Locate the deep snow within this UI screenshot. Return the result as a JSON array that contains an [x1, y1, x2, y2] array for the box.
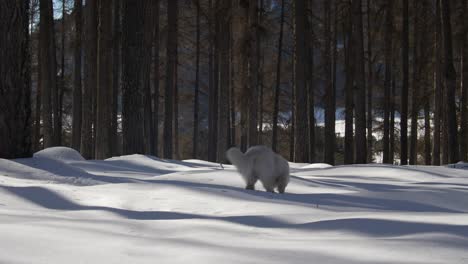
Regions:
[[0, 147, 468, 264]]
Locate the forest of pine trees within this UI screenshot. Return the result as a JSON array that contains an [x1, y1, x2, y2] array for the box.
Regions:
[[1, 0, 467, 165]]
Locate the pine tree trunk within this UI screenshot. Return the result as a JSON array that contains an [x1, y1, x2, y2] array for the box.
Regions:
[[163, 0, 178, 158], [344, 3, 354, 164], [39, 0, 57, 148], [122, 0, 145, 155], [307, 0, 315, 162], [460, 0, 468, 161], [389, 77, 395, 163], [111, 0, 121, 156], [248, 0, 259, 147], [153, 0, 160, 157], [72, 0, 83, 151], [217, 0, 231, 162], [324, 0, 335, 165], [0, 0, 32, 158], [441, 0, 459, 163], [382, 0, 392, 164], [432, 0, 442, 165], [143, 1, 155, 155], [193, 0, 200, 158], [409, 0, 420, 165], [400, 0, 409, 165], [208, 0, 218, 160], [82, 0, 97, 159], [366, 0, 373, 162], [294, 0, 309, 163], [271, 0, 285, 153], [352, 0, 367, 163]]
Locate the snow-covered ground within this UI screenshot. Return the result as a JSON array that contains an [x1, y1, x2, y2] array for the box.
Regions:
[[1, 147, 468, 264]]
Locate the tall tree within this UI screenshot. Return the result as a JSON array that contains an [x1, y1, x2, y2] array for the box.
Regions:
[[207, 0, 218, 160], [39, 0, 57, 148], [82, 0, 97, 159], [441, 0, 459, 163], [432, 0, 443, 165], [352, 0, 367, 163], [153, 0, 160, 157], [271, 0, 285, 153], [95, 0, 113, 159], [122, 0, 145, 155], [0, 0, 32, 158], [344, 2, 354, 164], [232, 0, 249, 152], [193, 0, 200, 158], [307, 0, 315, 162], [294, 0, 309, 162], [111, 0, 121, 156], [324, 0, 335, 165], [217, 0, 231, 162], [382, 0, 393, 164], [460, 0, 468, 161], [71, 0, 82, 151], [163, 0, 178, 158], [409, 0, 420, 165], [58, 0, 66, 146], [366, 0, 373, 162], [143, 1, 155, 155], [400, 0, 409, 165]]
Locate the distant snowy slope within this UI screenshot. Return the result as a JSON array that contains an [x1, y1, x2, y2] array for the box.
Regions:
[[0, 147, 467, 264]]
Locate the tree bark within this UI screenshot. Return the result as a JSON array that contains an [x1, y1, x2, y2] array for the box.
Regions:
[[460, 0, 468, 161], [324, 0, 335, 165], [153, 0, 160, 157], [294, 0, 309, 163], [344, 2, 354, 164], [111, 0, 121, 156], [382, 0, 393, 164], [143, 1, 155, 155], [432, 0, 442, 165], [271, 0, 285, 153], [39, 0, 57, 148], [72, 0, 83, 151], [82, 0, 97, 159], [400, 0, 409, 165], [366, 0, 373, 162], [122, 0, 145, 155], [352, 0, 367, 163], [441, 0, 459, 163], [163, 0, 178, 158], [193, 0, 200, 158], [0, 0, 32, 158]]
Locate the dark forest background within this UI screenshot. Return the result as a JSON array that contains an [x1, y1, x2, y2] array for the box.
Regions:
[[1, 0, 467, 166]]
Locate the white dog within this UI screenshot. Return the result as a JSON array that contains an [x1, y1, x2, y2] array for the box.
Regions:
[[226, 145, 290, 193]]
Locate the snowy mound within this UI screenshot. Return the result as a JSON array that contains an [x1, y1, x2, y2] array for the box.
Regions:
[[301, 163, 333, 169], [448, 161, 468, 169], [33, 147, 85, 162]]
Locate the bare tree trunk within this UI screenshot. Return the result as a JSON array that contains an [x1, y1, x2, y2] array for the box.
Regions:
[[95, 0, 113, 159], [39, 0, 57, 148], [441, 0, 459, 163], [382, 0, 392, 164], [143, 1, 155, 155], [0, 0, 32, 158], [366, 0, 373, 162], [389, 76, 395, 163], [432, 0, 442, 165], [400, 0, 409, 165], [352, 0, 367, 163], [271, 0, 285, 153], [344, 2, 354, 164], [122, 0, 145, 155], [409, 0, 420, 165], [111, 0, 121, 156], [324, 0, 335, 165], [294, 0, 309, 163], [72, 0, 83, 151], [460, 0, 468, 161], [58, 0, 66, 146], [207, 0, 218, 160], [153, 1, 160, 157], [307, 0, 315, 162], [217, 0, 231, 162], [247, 0, 259, 147], [82, 0, 97, 159], [193, 0, 200, 158]]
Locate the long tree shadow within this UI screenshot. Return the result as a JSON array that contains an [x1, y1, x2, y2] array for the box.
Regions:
[[2, 185, 468, 239]]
